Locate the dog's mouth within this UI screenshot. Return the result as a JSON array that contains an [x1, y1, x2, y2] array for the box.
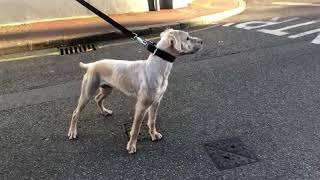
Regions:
[[190, 45, 202, 54], [194, 45, 203, 52], [182, 45, 202, 55]]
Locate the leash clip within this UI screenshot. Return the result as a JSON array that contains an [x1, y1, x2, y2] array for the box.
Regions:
[[132, 33, 147, 46]]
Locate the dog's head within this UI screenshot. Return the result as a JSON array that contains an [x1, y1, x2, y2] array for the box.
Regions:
[[159, 29, 203, 56]]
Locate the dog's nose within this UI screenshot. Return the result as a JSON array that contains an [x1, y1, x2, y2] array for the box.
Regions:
[[199, 39, 203, 44]]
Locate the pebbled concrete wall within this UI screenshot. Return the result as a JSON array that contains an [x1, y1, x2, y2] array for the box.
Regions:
[[0, 0, 196, 26], [0, 0, 149, 25]]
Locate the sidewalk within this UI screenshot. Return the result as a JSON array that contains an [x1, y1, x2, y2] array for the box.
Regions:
[[0, 0, 246, 56]]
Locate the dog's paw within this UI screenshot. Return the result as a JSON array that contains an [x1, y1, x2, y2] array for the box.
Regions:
[[101, 109, 113, 116], [67, 128, 77, 140], [150, 132, 163, 141], [126, 141, 137, 154]]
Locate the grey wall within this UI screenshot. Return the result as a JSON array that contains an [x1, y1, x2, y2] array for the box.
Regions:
[[0, 0, 149, 25], [0, 0, 195, 25]]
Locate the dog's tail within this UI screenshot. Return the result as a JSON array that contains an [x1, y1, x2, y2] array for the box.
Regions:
[[79, 62, 90, 69]]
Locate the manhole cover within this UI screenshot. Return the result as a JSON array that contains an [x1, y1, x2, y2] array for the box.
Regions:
[[123, 122, 150, 141], [204, 137, 259, 170]]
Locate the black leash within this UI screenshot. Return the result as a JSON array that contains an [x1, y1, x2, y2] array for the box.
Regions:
[[75, 0, 176, 62]]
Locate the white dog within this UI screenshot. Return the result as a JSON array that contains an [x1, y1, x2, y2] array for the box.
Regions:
[[68, 29, 203, 153]]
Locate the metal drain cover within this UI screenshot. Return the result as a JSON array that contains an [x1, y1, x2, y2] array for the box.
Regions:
[[123, 122, 150, 141], [59, 43, 96, 55], [204, 137, 259, 170]]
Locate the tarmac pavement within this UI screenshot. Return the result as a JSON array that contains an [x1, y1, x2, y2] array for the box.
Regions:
[[1, 0, 320, 179]]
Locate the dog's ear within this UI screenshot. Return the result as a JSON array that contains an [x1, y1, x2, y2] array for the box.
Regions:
[[167, 32, 182, 52], [160, 28, 174, 38]]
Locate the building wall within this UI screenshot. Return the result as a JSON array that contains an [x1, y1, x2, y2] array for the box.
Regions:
[[0, 0, 149, 25], [173, 0, 193, 8], [0, 0, 195, 26]]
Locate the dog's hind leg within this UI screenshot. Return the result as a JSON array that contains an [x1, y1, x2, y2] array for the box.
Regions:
[[95, 85, 113, 116], [68, 72, 99, 139]]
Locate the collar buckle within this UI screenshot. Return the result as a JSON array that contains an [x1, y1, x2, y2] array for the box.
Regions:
[[152, 48, 158, 55]]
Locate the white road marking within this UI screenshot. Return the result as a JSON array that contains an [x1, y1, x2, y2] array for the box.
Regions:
[[235, 17, 299, 30], [99, 24, 219, 49], [222, 23, 235, 27], [288, 28, 320, 44], [0, 51, 59, 63], [258, 21, 318, 36], [230, 16, 320, 45], [272, 2, 320, 7]]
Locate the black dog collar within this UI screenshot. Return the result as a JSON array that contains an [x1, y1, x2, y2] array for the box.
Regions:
[[147, 42, 176, 63]]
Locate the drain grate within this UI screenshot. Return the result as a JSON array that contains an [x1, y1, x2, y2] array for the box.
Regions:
[[59, 43, 96, 55], [123, 122, 150, 141], [204, 137, 259, 170]]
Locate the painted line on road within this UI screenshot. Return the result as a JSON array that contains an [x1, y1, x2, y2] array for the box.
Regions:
[[228, 17, 320, 45], [0, 24, 219, 63], [288, 28, 320, 44], [234, 17, 300, 30], [98, 24, 220, 49], [272, 2, 320, 7], [0, 49, 59, 63], [222, 23, 235, 27], [258, 20, 318, 36]]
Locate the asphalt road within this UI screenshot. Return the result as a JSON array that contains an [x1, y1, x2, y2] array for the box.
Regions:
[[1, 0, 320, 179]]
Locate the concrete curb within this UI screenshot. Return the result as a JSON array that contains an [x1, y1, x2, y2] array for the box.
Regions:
[[0, 0, 246, 56]]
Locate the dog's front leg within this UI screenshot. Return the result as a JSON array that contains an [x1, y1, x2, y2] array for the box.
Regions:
[[127, 99, 150, 154], [148, 102, 163, 141]]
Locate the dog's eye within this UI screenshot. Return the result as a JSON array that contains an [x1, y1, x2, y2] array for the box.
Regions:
[[187, 37, 190, 41]]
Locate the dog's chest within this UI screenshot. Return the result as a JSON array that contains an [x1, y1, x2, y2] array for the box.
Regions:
[[152, 78, 168, 99]]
